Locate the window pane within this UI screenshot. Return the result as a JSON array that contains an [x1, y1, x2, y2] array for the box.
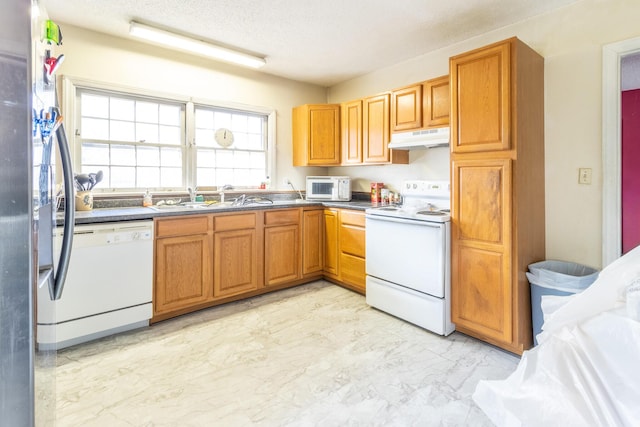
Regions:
[[81, 117, 109, 140], [137, 146, 160, 166], [111, 145, 136, 166], [136, 123, 158, 143], [161, 147, 182, 167], [195, 128, 214, 147], [197, 149, 215, 167], [159, 105, 180, 125], [214, 111, 231, 129], [110, 98, 134, 121], [249, 151, 265, 169], [81, 93, 108, 118], [232, 114, 247, 132], [247, 116, 262, 133], [81, 142, 109, 164], [216, 150, 234, 167], [247, 133, 263, 150], [195, 109, 214, 128], [159, 125, 181, 145], [111, 166, 135, 187], [216, 168, 233, 186], [235, 169, 253, 186], [196, 168, 215, 186], [160, 167, 182, 187], [232, 132, 248, 149], [234, 151, 250, 168], [136, 101, 158, 123], [110, 120, 135, 142], [137, 167, 160, 188]]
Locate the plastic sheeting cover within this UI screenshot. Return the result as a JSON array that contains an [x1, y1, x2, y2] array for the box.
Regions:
[[473, 245, 640, 426]]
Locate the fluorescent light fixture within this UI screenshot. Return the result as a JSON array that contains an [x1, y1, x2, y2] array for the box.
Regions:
[[129, 21, 266, 69]]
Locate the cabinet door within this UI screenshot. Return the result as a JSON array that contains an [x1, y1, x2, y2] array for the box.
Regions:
[[391, 84, 423, 132], [363, 93, 391, 163], [424, 75, 450, 128], [154, 233, 212, 315], [450, 42, 511, 153], [302, 209, 324, 276], [451, 158, 512, 343], [214, 228, 259, 298], [323, 209, 339, 277], [264, 224, 300, 286], [292, 104, 340, 166], [339, 210, 366, 293], [341, 100, 362, 164]]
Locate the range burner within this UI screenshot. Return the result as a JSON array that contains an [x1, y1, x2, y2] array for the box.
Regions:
[[366, 180, 451, 223]]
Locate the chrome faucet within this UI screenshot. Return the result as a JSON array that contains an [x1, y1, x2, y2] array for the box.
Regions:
[[187, 187, 198, 203], [231, 194, 246, 206], [218, 184, 234, 203]]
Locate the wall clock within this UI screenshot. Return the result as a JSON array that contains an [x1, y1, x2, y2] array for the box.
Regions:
[[215, 128, 234, 148]]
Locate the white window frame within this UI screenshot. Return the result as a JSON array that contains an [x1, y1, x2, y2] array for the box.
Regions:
[[60, 76, 276, 193]]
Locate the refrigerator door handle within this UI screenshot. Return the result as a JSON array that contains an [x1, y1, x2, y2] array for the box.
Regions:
[[52, 123, 75, 300]]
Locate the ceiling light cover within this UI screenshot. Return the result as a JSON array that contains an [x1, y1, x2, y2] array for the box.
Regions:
[[129, 21, 265, 69]]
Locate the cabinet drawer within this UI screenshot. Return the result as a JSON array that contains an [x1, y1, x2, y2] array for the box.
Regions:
[[340, 210, 365, 227], [264, 209, 299, 226], [340, 252, 366, 289], [155, 215, 209, 238], [340, 224, 365, 257], [214, 213, 257, 231]]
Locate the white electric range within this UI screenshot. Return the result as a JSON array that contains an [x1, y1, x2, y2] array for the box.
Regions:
[[365, 180, 454, 336]]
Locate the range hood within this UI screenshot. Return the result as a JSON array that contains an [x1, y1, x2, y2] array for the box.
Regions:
[[388, 127, 450, 150]]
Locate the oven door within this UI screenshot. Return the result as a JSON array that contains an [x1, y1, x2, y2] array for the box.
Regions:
[[365, 215, 448, 297]]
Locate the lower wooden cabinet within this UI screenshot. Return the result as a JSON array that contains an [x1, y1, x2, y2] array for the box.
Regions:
[[153, 206, 367, 322], [338, 210, 366, 293], [264, 209, 300, 286], [154, 216, 212, 317], [323, 209, 339, 279], [302, 209, 324, 277]]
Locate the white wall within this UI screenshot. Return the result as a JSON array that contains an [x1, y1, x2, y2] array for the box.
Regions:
[[56, 25, 328, 192], [328, 0, 640, 269]]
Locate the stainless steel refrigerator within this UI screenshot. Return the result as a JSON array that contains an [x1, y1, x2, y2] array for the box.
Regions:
[[1, 0, 74, 424]]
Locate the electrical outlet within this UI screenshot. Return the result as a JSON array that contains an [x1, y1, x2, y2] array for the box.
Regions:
[[578, 168, 592, 185], [283, 178, 291, 186]]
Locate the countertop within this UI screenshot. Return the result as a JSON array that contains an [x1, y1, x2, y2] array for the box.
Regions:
[[58, 200, 374, 225]]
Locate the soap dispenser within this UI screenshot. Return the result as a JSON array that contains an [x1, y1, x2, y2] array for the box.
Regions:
[[143, 189, 152, 207]]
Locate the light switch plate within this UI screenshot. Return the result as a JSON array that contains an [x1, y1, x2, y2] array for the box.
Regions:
[[579, 168, 592, 185]]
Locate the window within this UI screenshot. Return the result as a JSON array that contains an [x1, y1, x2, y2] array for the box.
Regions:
[[194, 106, 267, 187], [75, 86, 271, 192]]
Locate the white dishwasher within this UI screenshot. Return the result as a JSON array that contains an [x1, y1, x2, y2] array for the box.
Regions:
[[37, 221, 154, 349]]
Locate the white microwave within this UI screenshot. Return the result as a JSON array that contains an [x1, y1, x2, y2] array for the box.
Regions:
[[306, 176, 351, 201]]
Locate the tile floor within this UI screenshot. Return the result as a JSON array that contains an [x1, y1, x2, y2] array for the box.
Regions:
[[55, 281, 519, 426]]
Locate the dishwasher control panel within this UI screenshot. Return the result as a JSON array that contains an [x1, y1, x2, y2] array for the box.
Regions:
[[105, 229, 152, 244]]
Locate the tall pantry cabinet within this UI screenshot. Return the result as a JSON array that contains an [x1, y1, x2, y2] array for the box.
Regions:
[[449, 37, 545, 354]]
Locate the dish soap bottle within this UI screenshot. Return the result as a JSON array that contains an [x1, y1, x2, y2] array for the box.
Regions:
[[143, 189, 153, 207]]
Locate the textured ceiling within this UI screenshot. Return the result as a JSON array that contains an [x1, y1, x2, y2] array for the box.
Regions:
[[44, 0, 581, 87]]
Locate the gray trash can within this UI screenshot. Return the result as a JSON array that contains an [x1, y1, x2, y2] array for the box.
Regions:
[[527, 260, 599, 345]]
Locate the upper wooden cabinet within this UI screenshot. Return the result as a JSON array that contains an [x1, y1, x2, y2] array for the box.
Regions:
[[449, 37, 545, 355], [423, 75, 450, 128], [292, 104, 341, 166], [363, 93, 408, 165], [450, 42, 511, 153], [391, 84, 423, 132], [341, 99, 363, 164]]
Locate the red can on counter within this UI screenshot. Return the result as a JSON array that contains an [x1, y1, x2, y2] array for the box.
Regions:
[[371, 182, 384, 204]]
